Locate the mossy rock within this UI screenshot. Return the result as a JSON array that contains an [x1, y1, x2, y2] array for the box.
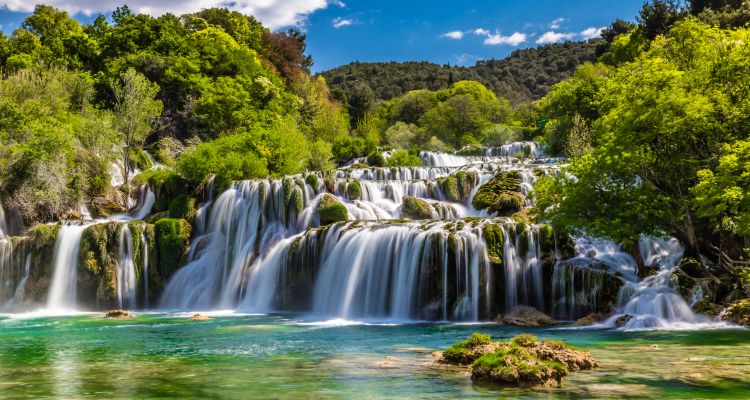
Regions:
[[401, 196, 433, 220], [290, 186, 305, 214], [155, 218, 191, 278], [471, 171, 525, 216], [722, 298, 750, 327], [437, 171, 479, 203], [282, 178, 294, 206], [439, 333, 597, 388], [317, 194, 349, 226], [168, 194, 196, 220], [347, 181, 362, 200], [26, 224, 61, 251], [482, 224, 504, 265], [305, 174, 319, 191]]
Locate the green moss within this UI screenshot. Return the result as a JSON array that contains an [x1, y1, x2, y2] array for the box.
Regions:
[[471, 171, 524, 216], [401, 196, 433, 219], [129, 147, 153, 171], [347, 181, 362, 200], [512, 333, 537, 347], [317, 194, 349, 226], [367, 152, 386, 167], [168, 194, 196, 220], [155, 218, 192, 278], [282, 178, 293, 207], [442, 332, 493, 364], [27, 224, 61, 250], [440, 176, 460, 202], [290, 186, 304, 214], [305, 174, 319, 190], [482, 224, 504, 265]]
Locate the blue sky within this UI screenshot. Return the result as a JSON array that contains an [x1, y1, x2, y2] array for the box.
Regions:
[[0, 1, 644, 72]]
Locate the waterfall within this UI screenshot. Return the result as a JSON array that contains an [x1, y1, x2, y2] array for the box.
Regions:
[[551, 259, 609, 319], [485, 142, 547, 159], [46, 224, 87, 311], [117, 225, 137, 310], [502, 224, 544, 312], [0, 201, 7, 238], [141, 227, 149, 308]]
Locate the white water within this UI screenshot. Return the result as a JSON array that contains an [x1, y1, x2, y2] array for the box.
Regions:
[[117, 225, 137, 310], [46, 224, 87, 312]]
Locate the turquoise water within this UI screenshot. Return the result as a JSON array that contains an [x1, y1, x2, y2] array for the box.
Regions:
[[1, 313, 748, 399]]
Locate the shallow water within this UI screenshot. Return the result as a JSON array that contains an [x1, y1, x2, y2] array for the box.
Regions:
[[0, 313, 748, 399]]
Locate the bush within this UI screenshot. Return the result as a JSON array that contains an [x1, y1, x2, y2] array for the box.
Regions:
[[387, 150, 422, 167], [154, 218, 192, 277], [168, 194, 196, 220]]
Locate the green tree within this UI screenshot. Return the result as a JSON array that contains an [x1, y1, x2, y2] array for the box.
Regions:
[[113, 68, 163, 182]]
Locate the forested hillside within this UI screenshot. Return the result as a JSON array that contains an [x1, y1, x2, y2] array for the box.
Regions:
[[319, 40, 601, 105]]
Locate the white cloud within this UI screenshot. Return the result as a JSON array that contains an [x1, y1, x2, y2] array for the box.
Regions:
[[441, 30, 464, 40], [333, 17, 353, 28], [0, 0, 335, 29], [549, 17, 565, 29], [536, 31, 577, 44], [580, 26, 605, 40], [484, 31, 527, 46], [472, 28, 489, 36]]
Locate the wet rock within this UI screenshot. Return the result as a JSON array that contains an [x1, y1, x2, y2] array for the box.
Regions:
[[105, 309, 133, 318], [438, 333, 597, 387], [720, 299, 750, 327], [498, 306, 556, 326], [615, 314, 632, 328], [316, 194, 349, 225], [437, 171, 479, 203], [189, 313, 210, 320], [400, 196, 433, 220], [691, 299, 722, 316], [571, 313, 604, 327]]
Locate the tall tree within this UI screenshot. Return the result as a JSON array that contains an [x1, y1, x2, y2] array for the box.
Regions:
[[113, 68, 163, 183]]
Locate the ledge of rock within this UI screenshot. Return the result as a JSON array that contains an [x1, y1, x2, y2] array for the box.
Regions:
[[104, 309, 133, 319], [497, 306, 556, 326]]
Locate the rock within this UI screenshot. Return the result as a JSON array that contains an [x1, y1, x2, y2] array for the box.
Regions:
[[60, 211, 83, 221], [498, 306, 556, 326], [367, 152, 386, 167], [721, 299, 750, 327], [168, 194, 196, 220], [155, 218, 192, 277], [346, 181, 362, 200], [692, 299, 722, 316], [571, 313, 604, 327], [105, 309, 133, 318], [316, 194, 349, 225], [305, 174, 319, 191], [437, 171, 479, 203], [471, 171, 524, 216], [189, 313, 210, 320], [438, 333, 597, 388], [400, 196, 433, 220], [614, 314, 632, 328]]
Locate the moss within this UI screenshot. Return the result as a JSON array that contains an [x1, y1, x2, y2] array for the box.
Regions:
[[129, 148, 153, 171], [723, 298, 750, 327], [367, 152, 386, 167], [317, 194, 349, 226], [350, 163, 369, 169], [401, 196, 433, 219], [290, 186, 304, 214], [440, 176, 460, 202], [155, 218, 192, 278], [442, 332, 493, 364], [27, 224, 61, 251], [471, 171, 524, 216], [305, 174, 319, 190], [482, 224, 504, 265], [168, 194, 196, 220], [282, 178, 293, 207], [347, 181, 362, 200], [512, 333, 537, 347]]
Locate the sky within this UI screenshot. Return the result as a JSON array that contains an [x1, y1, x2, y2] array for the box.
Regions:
[[0, 1, 645, 72]]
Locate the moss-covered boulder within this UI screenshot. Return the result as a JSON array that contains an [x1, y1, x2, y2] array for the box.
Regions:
[[472, 171, 525, 216], [437, 171, 479, 203], [168, 194, 196, 220], [347, 181, 362, 200], [316, 194, 349, 226], [722, 298, 750, 327], [305, 174, 319, 191], [498, 306, 557, 326], [482, 223, 504, 266], [438, 333, 597, 388], [401, 196, 433, 220], [367, 152, 386, 167], [154, 218, 191, 279], [290, 186, 305, 214]]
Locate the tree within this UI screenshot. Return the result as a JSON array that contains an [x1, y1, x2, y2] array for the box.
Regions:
[[113, 68, 163, 183], [638, 0, 686, 40]]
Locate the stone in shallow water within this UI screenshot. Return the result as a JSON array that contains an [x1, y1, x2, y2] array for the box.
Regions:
[[189, 313, 210, 320], [104, 309, 133, 318], [571, 313, 604, 327], [498, 306, 556, 326]]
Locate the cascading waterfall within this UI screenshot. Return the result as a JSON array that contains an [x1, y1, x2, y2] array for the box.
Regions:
[[117, 225, 137, 310], [501, 224, 544, 312], [46, 224, 88, 311], [141, 227, 149, 308]]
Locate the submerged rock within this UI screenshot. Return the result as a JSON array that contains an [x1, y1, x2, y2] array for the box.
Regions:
[[571, 313, 604, 327], [189, 313, 210, 320], [614, 314, 633, 328], [498, 306, 556, 326], [104, 309, 133, 318], [438, 333, 597, 387]]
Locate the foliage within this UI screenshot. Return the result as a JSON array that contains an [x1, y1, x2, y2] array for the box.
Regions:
[[386, 150, 422, 167], [154, 218, 192, 277], [321, 41, 601, 107]]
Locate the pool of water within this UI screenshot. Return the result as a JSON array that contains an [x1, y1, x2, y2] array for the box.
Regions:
[[1, 313, 748, 399]]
